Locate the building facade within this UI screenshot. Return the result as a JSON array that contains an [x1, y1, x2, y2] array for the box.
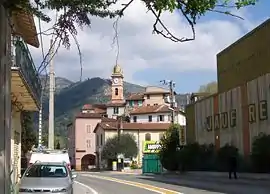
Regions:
[[68, 63, 187, 170], [217, 18, 270, 93], [0, 5, 41, 191], [186, 18, 270, 156], [94, 122, 170, 167]]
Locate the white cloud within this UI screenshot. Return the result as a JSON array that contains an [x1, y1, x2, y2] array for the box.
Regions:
[[29, 0, 258, 84]]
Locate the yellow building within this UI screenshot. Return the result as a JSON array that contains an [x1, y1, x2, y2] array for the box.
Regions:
[[186, 18, 270, 156], [94, 122, 170, 167], [217, 18, 270, 93], [10, 9, 41, 184]]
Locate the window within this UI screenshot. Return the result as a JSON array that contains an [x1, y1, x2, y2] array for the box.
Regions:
[[157, 115, 164, 122], [113, 107, 119, 114], [86, 124, 91, 133], [133, 116, 137, 123], [147, 104, 150, 106], [147, 95, 150, 99], [154, 103, 158, 106], [96, 135, 99, 146], [86, 140, 91, 148], [25, 164, 68, 178], [168, 115, 171, 121], [100, 134, 103, 146], [148, 115, 152, 122], [129, 101, 133, 107], [115, 88, 119, 96], [145, 133, 151, 141], [159, 133, 164, 140]]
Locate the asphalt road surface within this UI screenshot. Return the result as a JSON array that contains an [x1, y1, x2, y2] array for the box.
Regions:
[[74, 172, 270, 194]]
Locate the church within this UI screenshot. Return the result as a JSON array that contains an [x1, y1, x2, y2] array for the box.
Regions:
[[67, 64, 186, 170]]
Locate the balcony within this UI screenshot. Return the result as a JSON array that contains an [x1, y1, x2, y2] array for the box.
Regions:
[[11, 39, 42, 111]]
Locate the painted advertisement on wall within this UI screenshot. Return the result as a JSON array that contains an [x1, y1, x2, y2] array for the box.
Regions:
[[142, 141, 161, 153]]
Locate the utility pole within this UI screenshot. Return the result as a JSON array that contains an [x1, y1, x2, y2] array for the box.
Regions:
[[48, 39, 55, 149], [160, 80, 176, 123], [38, 96, 43, 147], [0, 4, 12, 193]]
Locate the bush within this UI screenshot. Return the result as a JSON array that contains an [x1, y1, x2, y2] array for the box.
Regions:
[[130, 161, 139, 169], [251, 133, 270, 173], [159, 124, 181, 171]]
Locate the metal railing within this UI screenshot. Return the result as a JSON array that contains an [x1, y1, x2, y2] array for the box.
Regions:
[[13, 39, 41, 107]]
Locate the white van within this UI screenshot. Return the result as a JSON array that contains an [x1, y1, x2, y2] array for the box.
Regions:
[[29, 149, 71, 170]]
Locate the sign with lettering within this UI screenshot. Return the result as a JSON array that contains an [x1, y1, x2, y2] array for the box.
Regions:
[[248, 100, 268, 123], [180, 127, 186, 145], [143, 141, 161, 153], [204, 109, 237, 131], [203, 100, 268, 131]]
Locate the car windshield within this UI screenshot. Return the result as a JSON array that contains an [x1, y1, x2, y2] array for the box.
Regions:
[[25, 164, 68, 178]]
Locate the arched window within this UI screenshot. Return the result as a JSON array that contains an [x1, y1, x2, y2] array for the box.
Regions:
[[159, 133, 164, 140], [115, 88, 119, 96], [145, 133, 151, 141]]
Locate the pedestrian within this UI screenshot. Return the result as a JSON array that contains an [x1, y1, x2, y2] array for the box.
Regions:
[[228, 155, 237, 179]]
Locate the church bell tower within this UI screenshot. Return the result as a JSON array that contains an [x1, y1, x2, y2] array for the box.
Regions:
[[111, 64, 124, 103]]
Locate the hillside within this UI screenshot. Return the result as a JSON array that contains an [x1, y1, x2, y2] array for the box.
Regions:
[[41, 77, 145, 136]]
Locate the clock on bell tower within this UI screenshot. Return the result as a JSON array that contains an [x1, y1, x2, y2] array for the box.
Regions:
[[111, 64, 124, 103]]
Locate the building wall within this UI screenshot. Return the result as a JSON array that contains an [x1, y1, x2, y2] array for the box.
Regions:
[[74, 118, 101, 170], [186, 104, 195, 143], [130, 113, 171, 123], [10, 110, 21, 184], [126, 100, 143, 108], [188, 73, 270, 156], [106, 106, 125, 118], [130, 112, 186, 126], [144, 94, 166, 106], [96, 129, 165, 167], [217, 19, 270, 93]]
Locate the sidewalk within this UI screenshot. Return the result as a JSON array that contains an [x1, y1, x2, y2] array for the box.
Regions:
[[144, 171, 270, 187], [162, 171, 270, 181]]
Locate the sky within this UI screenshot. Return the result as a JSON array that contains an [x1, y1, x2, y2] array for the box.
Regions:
[[29, 0, 270, 93]]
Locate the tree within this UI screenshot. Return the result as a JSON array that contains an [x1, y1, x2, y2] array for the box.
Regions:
[[3, 0, 257, 49], [159, 124, 180, 171], [198, 81, 218, 94], [21, 111, 37, 155], [101, 133, 138, 160]]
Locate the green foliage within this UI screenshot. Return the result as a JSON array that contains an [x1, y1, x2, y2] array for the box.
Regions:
[[159, 124, 180, 171], [251, 133, 270, 172], [3, 0, 257, 46], [101, 133, 138, 160], [198, 81, 218, 94], [130, 161, 139, 169], [21, 112, 37, 155]]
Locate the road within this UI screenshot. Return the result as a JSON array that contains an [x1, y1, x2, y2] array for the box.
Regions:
[[74, 172, 270, 194]]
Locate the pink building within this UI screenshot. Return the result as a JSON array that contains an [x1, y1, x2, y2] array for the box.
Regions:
[[67, 104, 116, 171]]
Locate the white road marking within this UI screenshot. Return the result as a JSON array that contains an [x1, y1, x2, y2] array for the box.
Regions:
[[75, 181, 99, 194]]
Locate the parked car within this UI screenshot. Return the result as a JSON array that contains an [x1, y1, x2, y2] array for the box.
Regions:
[[18, 161, 77, 194]]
